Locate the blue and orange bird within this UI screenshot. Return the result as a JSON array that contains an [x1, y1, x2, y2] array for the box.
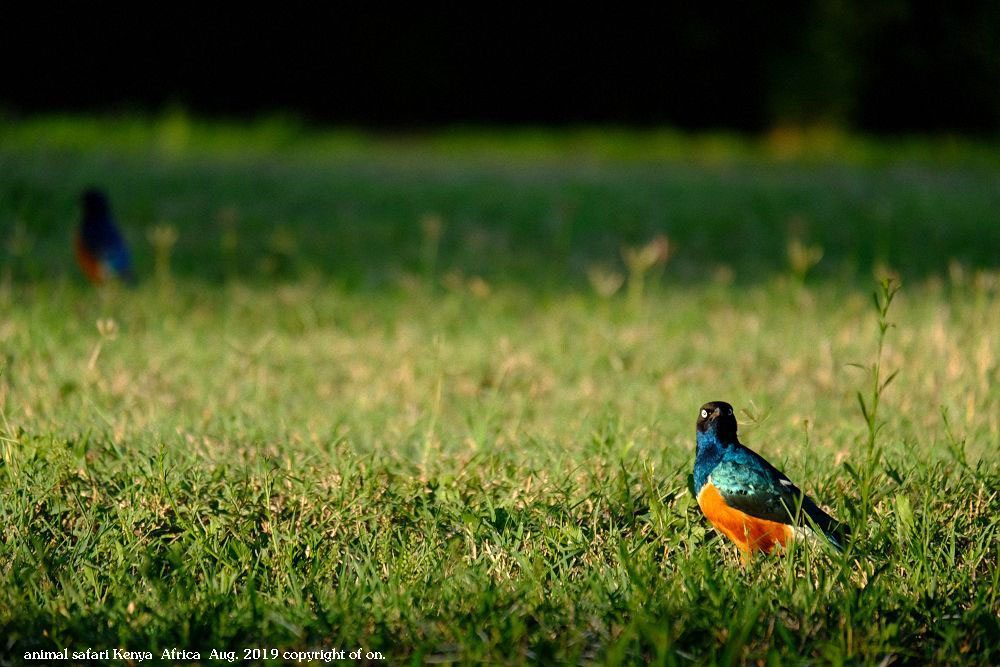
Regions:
[[693, 401, 848, 558], [76, 188, 135, 285]]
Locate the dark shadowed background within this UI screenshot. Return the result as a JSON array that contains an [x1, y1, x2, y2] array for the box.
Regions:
[[3, 3, 999, 132]]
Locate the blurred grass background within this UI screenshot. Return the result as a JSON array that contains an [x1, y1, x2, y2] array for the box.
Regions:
[[1, 116, 998, 663], [3, 114, 999, 289]]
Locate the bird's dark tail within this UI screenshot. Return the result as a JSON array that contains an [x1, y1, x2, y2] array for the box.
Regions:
[[818, 517, 850, 553], [798, 495, 850, 553]]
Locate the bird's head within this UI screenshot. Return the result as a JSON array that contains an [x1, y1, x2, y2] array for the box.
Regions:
[[81, 188, 110, 218], [696, 400, 738, 442]]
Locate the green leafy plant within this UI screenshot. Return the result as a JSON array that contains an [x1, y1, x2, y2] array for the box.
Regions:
[[846, 278, 900, 526]]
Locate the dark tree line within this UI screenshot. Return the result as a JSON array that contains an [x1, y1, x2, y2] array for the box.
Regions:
[[2, 2, 998, 132]]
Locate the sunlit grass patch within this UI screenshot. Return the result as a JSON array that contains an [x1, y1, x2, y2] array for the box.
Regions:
[[0, 119, 998, 663]]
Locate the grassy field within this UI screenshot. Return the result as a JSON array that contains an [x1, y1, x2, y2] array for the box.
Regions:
[[1, 116, 998, 664]]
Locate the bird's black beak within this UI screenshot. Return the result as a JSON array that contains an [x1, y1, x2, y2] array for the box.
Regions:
[[711, 407, 721, 419]]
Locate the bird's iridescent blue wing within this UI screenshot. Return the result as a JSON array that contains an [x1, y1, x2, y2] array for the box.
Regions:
[[103, 240, 135, 283], [709, 458, 802, 525], [712, 448, 848, 550]]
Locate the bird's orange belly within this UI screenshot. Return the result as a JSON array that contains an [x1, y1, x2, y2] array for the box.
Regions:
[[697, 480, 793, 554], [75, 236, 104, 284]]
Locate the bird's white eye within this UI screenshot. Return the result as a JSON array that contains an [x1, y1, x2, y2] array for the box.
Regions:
[[728, 408, 733, 415], [700, 409, 708, 419]]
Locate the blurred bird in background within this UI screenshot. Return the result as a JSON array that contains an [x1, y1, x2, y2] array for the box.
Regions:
[[76, 188, 135, 285]]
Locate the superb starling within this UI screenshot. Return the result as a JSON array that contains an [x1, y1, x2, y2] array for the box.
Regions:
[[693, 401, 848, 557], [76, 188, 135, 285]]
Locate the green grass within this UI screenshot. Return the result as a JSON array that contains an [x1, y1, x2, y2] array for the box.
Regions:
[[1, 116, 999, 664]]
